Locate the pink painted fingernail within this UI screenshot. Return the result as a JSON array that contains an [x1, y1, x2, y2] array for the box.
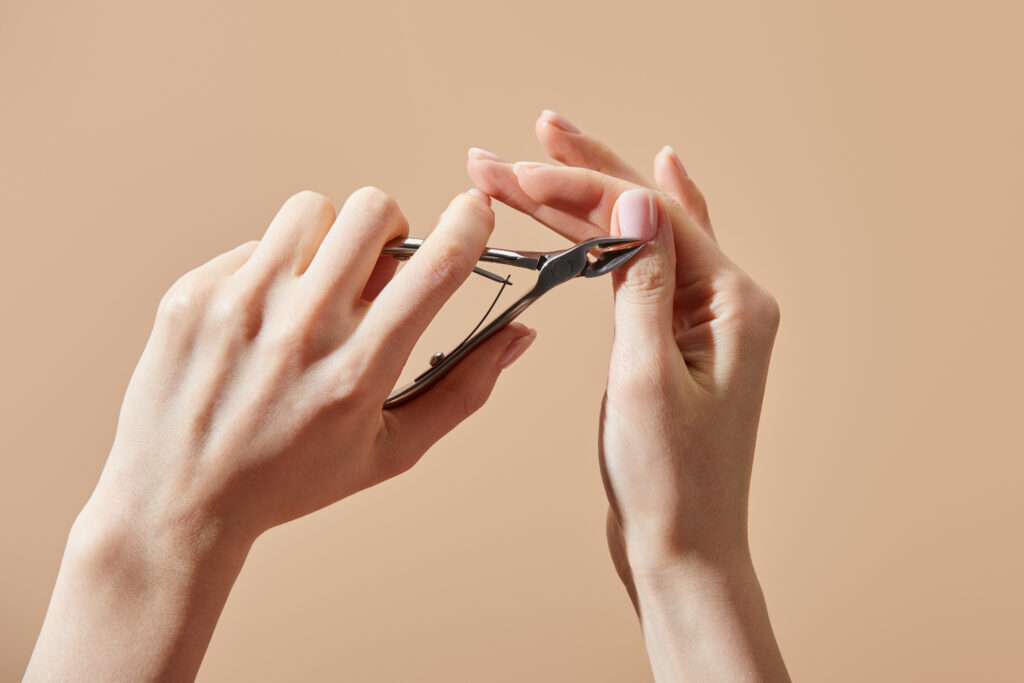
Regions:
[[542, 109, 581, 134], [616, 189, 658, 242], [497, 328, 537, 369], [466, 188, 491, 205], [468, 147, 507, 162], [662, 145, 687, 176]]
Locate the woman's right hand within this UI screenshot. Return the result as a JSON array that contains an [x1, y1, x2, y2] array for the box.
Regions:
[[468, 111, 789, 681]]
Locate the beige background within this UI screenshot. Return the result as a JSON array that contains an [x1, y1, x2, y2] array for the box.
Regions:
[[2, 0, 1022, 680]]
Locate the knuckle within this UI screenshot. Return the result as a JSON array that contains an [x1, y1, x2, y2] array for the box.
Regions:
[[426, 241, 472, 292], [267, 317, 314, 361], [333, 370, 367, 405], [207, 287, 262, 337], [760, 290, 781, 329], [232, 240, 261, 262], [264, 307, 338, 366], [453, 192, 495, 226], [346, 186, 401, 225], [288, 189, 332, 210], [619, 257, 671, 305], [157, 273, 209, 321], [285, 190, 336, 224], [330, 346, 375, 404], [730, 273, 781, 336]]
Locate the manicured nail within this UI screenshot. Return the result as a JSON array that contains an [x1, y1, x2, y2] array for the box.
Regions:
[[542, 109, 581, 134], [498, 328, 537, 369], [512, 161, 552, 177], [662, 145, 687, 176], [468, 147, 507, 162], [616, 189, 658, 242], [466, 188, 491, 205]]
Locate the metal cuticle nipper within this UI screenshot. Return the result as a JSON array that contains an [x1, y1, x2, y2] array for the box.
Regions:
[[380, 235, 646, 408]]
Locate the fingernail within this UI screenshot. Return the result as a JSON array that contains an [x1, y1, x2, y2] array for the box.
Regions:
[[542, 109, 581, 134], [468, 147, 507, 162], [497, 329, 537, 369], [616, 189, 658, 242], [511, 161, 552, 177], [466, 188, 491, 205], [662, 145, 687, 176]]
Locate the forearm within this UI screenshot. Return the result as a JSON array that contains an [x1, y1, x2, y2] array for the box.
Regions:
[[24, 497, 250, 682], [630, 552, 789, 682]]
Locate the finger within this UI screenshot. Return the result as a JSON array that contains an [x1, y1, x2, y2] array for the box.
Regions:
[[653, 146, 715, 240], [236, 190, 337, 284], [199, 240, 260, 278], [157, 240, 259, 327], [535, 109, 649, 185], [375, 322, 536, 477], [302, 186, 409, 302], [358, 190, 496, 382], [608, 190, 680, 357], [467, 149, 603, 242], [148, 241, 260, 368], [512, 163, 721, 281]]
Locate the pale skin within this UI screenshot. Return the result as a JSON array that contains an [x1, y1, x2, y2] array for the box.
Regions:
[[25, 111, 787, 682], [468, 110, 788, 681]]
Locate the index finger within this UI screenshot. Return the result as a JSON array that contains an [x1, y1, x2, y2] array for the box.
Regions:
[[509, 163, 722, 279], [356, 190, 496, 386], [534, 109, 650, 186], [466, 153, 604, 243]]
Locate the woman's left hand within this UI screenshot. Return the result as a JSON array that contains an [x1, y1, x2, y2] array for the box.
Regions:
[[25, 187, 536, 682]]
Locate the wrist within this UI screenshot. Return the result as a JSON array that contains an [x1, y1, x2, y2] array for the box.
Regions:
[[27, 496, 254, 681], [627, 550, 790, 682], [617, 513, 751, 581], [25, 438, 259, 681], [75, 441, 262, 579], [629, 547, 757, 609], [68, 483, 253, 596]]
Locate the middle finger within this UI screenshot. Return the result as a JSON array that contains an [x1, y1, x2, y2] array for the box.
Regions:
[[534, 109, 650, 186], [356, 190, 496, 386]]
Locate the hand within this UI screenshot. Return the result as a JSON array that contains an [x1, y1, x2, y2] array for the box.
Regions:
[[25, 187, 536, 681], [467, 111, 788, 681], [99, 187, 535, 541]]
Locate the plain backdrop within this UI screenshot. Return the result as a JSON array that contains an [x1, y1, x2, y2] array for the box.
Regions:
[[2, 1, 1022, 680]]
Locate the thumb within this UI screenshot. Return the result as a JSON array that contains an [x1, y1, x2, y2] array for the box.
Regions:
[[610, 189, 677, 356], [376, 322, 537, 476]]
